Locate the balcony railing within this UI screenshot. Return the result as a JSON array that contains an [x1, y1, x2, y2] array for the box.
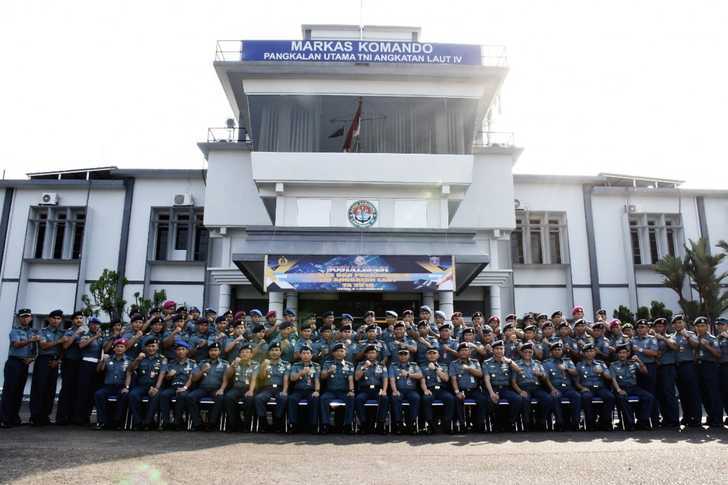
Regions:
[[206, 127, 253, 144], [473, 131, 515, 148], [214, 40, 507, 67]]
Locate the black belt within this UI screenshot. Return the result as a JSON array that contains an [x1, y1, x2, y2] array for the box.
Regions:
[[696, 360, 716, 365], [8, 356, 31, 363], [677, 361, 694, 365], [659, 363, 676, 367]]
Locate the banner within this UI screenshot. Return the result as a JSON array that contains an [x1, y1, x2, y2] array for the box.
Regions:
[[241, 40, 481, 66], [265, 255, 455, 292]]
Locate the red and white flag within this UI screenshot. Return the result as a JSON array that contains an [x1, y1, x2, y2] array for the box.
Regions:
[[342, 97, 362, 152]]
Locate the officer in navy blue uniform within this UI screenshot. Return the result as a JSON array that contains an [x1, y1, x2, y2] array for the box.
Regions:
[[512, 342, 559, 431], [354, 344, 389, 434], [188, 342, 229, 431], [575, 343, 616, 431], [94, 339, 131, 429], [1, 308, 39, 428], [717, 318, 728, 425], [154, 340, 197, 430], [125, 337, 168, 430], [671, 315, 703, 427], [389, 348, 422, 434], [419, 347, 455, 434], [542, 341, 582, 431], [693, 317, 723, 427], [451, 341, 489, 432], [287, 345, 321, 433], [652, 318, 680, 428], [609, 344, 655, 430], [319, 342, 355, 434], [253, 342, 290, 432], [483, 340, 524, 432], [29, 309, 64, 426], [75, 317, 105, 425], [631, 319, 659, 424], [56, 311, 85, 425]]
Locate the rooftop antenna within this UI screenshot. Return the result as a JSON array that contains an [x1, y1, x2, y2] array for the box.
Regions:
[[359, 0, 364, 40]]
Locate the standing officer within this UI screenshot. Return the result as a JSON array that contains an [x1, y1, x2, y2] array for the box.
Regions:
[[483, 340, 524, 432], [389, 348, 422, 434], [672, 315, 702, 427], [451, 342, 489, 432], [414, 321, 438, 366], [154, 340, 196, 430], [319, 342, 355, 434], [1, 308, 39, 428], [125, 337, 167, 430], [253, 342, 290, 432], [512, 342, 558, 431], [354, 345, 388, 434], [693, 316, 723, 428], [420, 347, 455, 434], [717, 318, 728, 425], [652, 318, 680, 428], [542, 341, 582, 431], [75, 317, 104, 425], [187, 342, 228, 431], [609, 343, 654, 430], [121, 314, 145, 359], [56, 311, 85, 425], [30, 309, 64, 426], [222, 344, 258, 432], [575, 343, 616, 431], [94, 339, 131, 429], [631, 319, 659, 424], [287, 345, 321, 433], [386, 322, 417, 360], [189, 319, 213, 362]]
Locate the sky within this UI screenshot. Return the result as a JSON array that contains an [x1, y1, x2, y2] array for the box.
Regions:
[[1, 0, 727, 188]]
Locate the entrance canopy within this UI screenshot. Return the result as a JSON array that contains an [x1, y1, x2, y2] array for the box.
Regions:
[[232, 227, 489, 294]]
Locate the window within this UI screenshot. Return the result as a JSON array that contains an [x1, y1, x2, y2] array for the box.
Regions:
[[151, 207, 208, 261], [511, 212, 568, 264], [629, 214, 683, 264], [28, 207, 86, 260]]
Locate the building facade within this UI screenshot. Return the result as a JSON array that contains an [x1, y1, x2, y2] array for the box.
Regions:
[[1, 25, 727, 384]]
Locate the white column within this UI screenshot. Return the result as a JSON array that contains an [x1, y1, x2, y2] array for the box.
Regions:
[[490, 285, 502, 318], [268, 292, 284, 324], [285, 292, 298, 316], [438, 290, 454, 319], [219, 284, 232, 314]]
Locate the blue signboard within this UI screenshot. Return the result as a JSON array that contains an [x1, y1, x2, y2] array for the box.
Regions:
[[241, 40, 481, 65], [265, 255, 455, 292]]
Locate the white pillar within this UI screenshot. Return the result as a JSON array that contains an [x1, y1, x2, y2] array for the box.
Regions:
[[423, 291, 435, 323], [438, 290, 454, 319], [219, 284, 232, 314], [268, 292, 284, 324], [490, 285, 502, 318], [285, 291, 298, 316]]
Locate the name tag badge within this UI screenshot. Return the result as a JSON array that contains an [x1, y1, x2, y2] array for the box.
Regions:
[[369, 385, 375, 389], [434, 385, 441, 390], [272, 384, 278, 389]]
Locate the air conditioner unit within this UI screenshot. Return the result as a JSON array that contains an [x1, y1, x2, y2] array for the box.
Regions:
[[173, 193, 193, 206], [40, 192, 59, 205]]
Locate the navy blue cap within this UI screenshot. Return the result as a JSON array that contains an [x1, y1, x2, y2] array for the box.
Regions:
[[48, 309, 63, 318], [671, 314, 684, 323], [549, 341, 564, 350], [491, 340, 504, 348], [615, 343, 630, 352], [456, 342, 470, 351], [252, 324, 265, 333], [88, 317, 101, 325], [142, 336, 160, 346], [204, 308, 216, 314], [519, 342, 533, 351], [331, 342, 346, 352], [323, 311, 335, 318], [189, 307, 200, 313], [299, 345, 313, 353], [582, 343, 595, 351], [284, 308, 296, 317], [694, 316, 709, 325], [365, 324, 377, 332], [208, 342, 221, 350]]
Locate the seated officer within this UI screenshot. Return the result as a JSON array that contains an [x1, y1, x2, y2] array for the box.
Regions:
[[187, 342, 228, 431], [253, 342, 290, 433], [542, 341, 581, 431], [94, 339, 130, 430], [222, 343, 258, 432], [609, 344, 655, 430], [420, 347, 455, 434], [319, 342, 355, 434], [451, 342, 489, 432], [154, 340, 196, 430], [389, 348, 422, 435], [287, 345, 321, 433], [575, 343, 616, 431], [483, 340, 524, 432], [512, 342, 558, 431], [354, 345, 389, 434], [125, 337, 167, 430]]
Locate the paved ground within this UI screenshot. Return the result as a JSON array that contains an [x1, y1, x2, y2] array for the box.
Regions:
[[1, 426, 727, 484]]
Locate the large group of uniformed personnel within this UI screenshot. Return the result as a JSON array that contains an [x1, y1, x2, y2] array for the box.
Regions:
[[2, 302, 728, 435]]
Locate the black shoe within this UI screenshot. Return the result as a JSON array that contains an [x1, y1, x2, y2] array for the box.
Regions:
[[320, 424, 330, 435], [95, 423, 105, 430], [377, 422, 388, 435], [394, 423, 403, 435], [344, 424, 355, 435], [409, 426, 418, 436]]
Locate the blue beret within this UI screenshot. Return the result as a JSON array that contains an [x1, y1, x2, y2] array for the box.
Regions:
[[249, 309, 263, 317], [174, 340, 191, 350]]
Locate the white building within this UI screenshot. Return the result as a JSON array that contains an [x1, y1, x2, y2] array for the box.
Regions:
[[1, 25, 727, 383]]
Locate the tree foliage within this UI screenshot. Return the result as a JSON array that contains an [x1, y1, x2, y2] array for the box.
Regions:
[[81, 269, 128, 321]]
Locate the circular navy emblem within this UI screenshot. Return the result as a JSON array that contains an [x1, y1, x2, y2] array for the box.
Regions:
[[348, 200, 378, 228]]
